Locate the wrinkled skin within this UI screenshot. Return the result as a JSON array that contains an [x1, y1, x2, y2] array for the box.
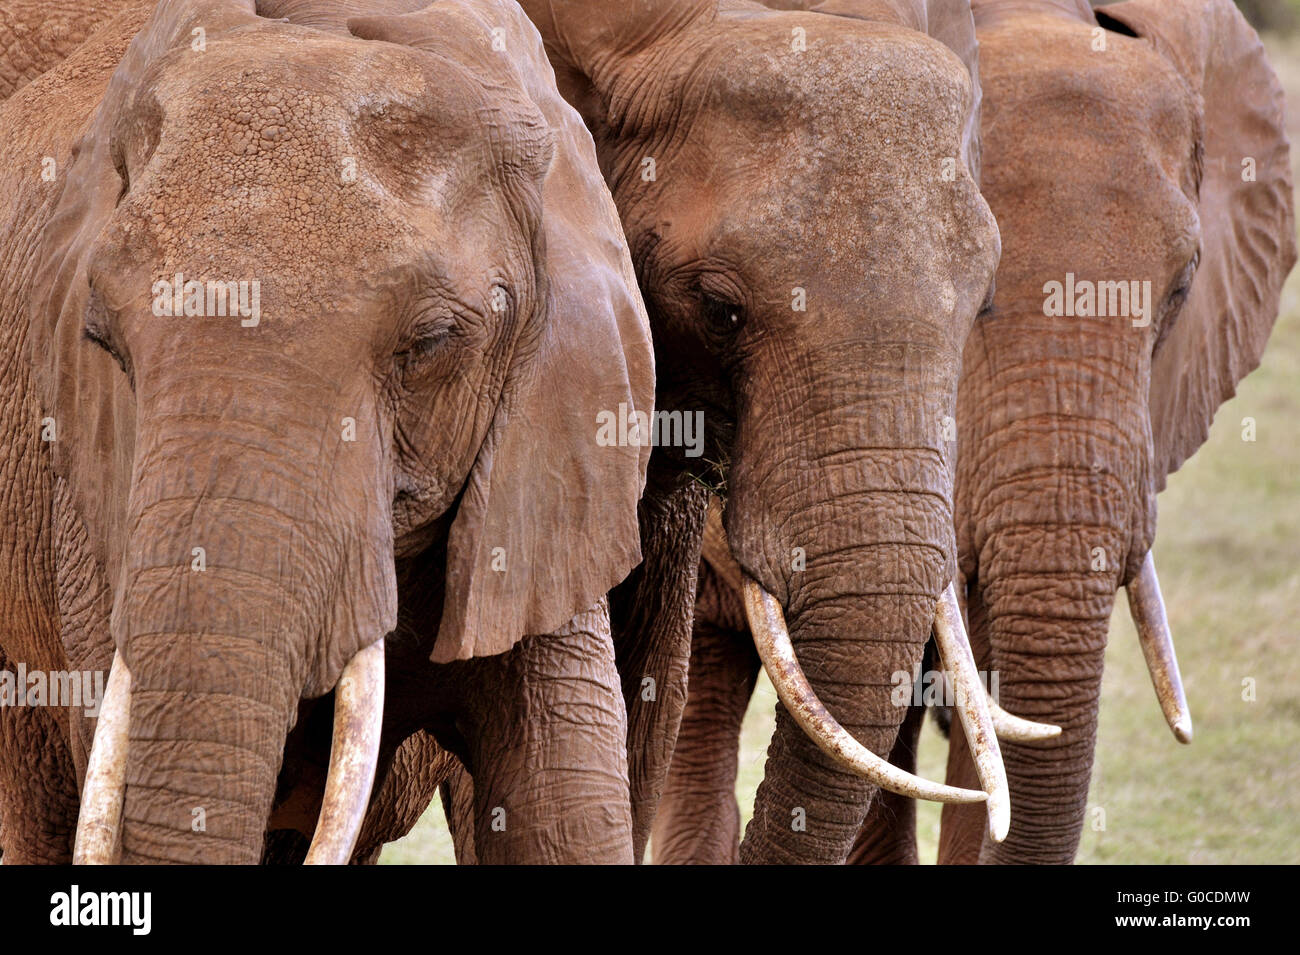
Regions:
[[847, 0, 1294, 864], [508, 0, 1000, 865], [0, 1, 144, 101], [663, 0, 1295, 867], [0, 0, 655, 864]]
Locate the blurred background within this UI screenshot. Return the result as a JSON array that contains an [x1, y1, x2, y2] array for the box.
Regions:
[[382, 4, 1300, 864], [1238, 0, 1300, 32]]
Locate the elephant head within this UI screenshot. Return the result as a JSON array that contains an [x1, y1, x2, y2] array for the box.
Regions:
[[518, 0, 1014, 862], [34, 0, 652, 863], [938, 0, 1295, 862]]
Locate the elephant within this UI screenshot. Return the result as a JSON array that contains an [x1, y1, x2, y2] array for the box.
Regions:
[[457, 0, 1046, 866], [917, 0, 1296, 865], [0, 0, 660, 864], [660, 0, 1296, 866]]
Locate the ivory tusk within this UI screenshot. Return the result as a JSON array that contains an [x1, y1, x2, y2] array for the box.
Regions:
[[304, 640, 386, 865], [984, 692, 1063, 742], [931, 584, 1011, 842], [1125, 553, 1192, 744], [741, 576, 988, 806], [73, 650, 132, 865]]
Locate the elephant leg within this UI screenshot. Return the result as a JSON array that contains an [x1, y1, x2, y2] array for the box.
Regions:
[[938, 711, 984, 863], [610, 474, 709, 862], [440, 760, 478, 864], [465, 598, 633, 864], [651, 561, 758, 864], [847, 698, 925, 864], [351, 727, 458, 862], [0, 656, 80, 864]]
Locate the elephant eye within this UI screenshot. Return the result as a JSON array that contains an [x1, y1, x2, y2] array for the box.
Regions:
[[1154, 255, 1198, 355], [83, 284, 130, 378], [1167, 282, 1191, 312], [701, 295, 745, 340], [84, 326, 115, 359], [395, 314, 455, 376], [83, 326, 131, 382]]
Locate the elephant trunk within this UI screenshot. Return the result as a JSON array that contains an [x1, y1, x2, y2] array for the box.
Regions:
[[974, 559, 1117, 864], [954, 329, 1149, 862], [732, 439, 960, 863], [78, 375, 396, 864], [117, 569, 297, 865]]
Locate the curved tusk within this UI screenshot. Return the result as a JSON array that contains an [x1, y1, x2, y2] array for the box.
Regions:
[[74, 650, 132, 865], [931, 584, 1010, 842], [740, 576, 987, 806], [304, 640, 386, 865], [936, 670, 1061, 743], [1125, 552, 1192, 744], [984, 692, 1063, 742]]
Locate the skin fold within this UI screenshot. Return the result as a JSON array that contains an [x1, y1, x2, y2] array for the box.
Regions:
[[0, 0, 658, 864], [495, 0, 1001, 865]]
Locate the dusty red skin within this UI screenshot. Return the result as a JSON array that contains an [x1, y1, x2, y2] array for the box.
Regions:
[[516, 0, 1001, 865], [0, 1, 144, 102], [0, 0, 654, 864], [663, 0, 1293, 866]]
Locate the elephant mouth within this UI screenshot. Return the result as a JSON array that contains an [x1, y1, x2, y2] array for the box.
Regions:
[[72, 642, 387, 866]]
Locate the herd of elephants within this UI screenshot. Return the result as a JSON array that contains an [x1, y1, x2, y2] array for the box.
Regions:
[[0, 0, 1291, 866]]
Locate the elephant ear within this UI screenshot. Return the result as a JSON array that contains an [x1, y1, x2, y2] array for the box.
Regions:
[[348, 1, 655, 662], [1095, 0, 1296, 488]]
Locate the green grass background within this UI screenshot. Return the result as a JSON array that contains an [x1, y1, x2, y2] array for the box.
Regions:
[[382, 36, 1300, 865]]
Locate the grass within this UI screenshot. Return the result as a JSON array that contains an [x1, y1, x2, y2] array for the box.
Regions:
[[383, 37, 1300, 864]]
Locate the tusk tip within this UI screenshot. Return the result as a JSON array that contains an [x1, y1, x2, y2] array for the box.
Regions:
[[1172, 718, 1193, 744], [986, 790, 1010, 843], [1003, 721, 1063, 742], [990, 710, 1063, 742]]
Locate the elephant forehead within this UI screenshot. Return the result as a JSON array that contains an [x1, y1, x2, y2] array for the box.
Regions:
[[980, 18, 1195, 147], [147, 32, 517, 147], [111, 124, 424, 279], [110, 49, 532, 274], [696, 20, 972, 143], [142, 28, 549, 176], [978, 20, 1200, 245]]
